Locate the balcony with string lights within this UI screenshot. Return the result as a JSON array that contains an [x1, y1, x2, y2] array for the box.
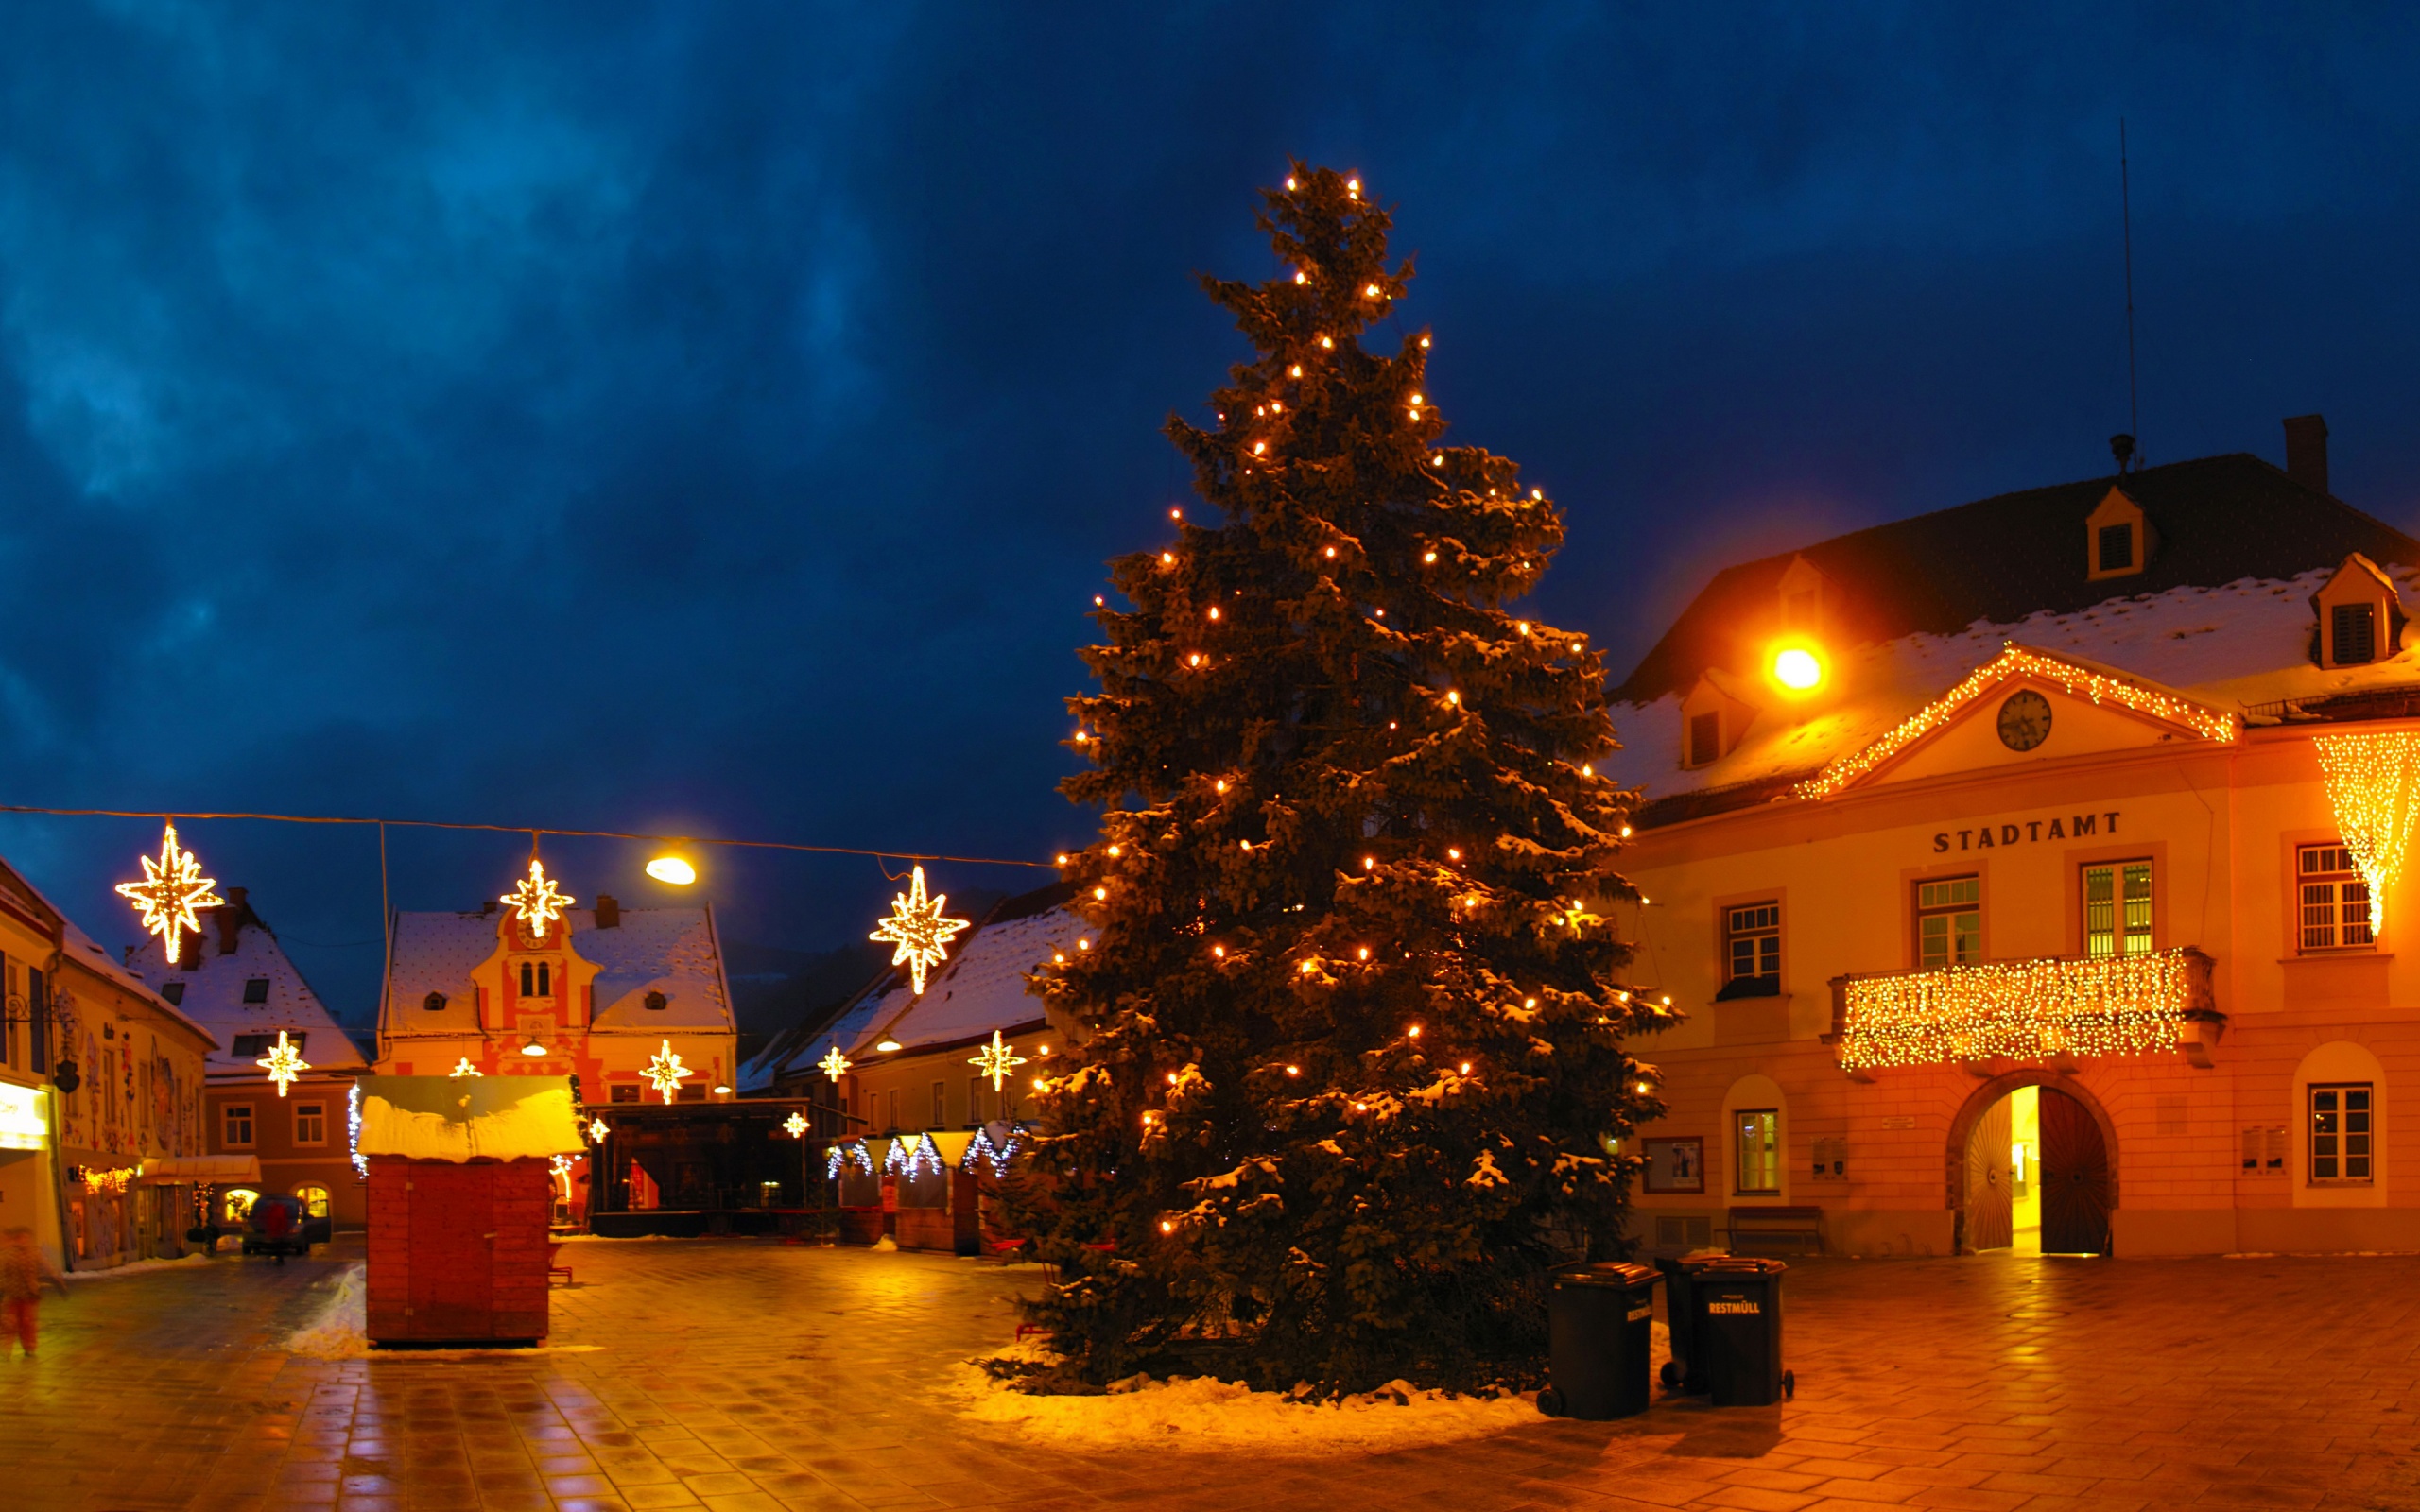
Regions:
[[1825, 948, 2221, 1074]]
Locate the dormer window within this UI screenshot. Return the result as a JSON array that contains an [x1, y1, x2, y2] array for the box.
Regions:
[[644, 990, 668, 1012], [161, 982, 185, 1005], [1776, 555, 1831, 632], [242, 977, 270, 1004], [2085, 486, 2152, 581], [1680, 669, 1761, 771], [2312, 552, 2404, 670], [424, 991, 447, 1012]]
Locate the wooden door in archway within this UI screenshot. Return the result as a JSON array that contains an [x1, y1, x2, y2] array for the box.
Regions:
[[1965, 1095, 2013, 1250], [2039, 1086, 2110, 1254]]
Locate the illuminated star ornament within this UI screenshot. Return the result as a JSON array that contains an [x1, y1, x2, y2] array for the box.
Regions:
[[587, 1116, 610, 1143], [501, 858, 575, 939], [256, 1030, 309, 1098], [115, 823, 226, 966], [869, 866, 970, 995], [818, 1046, 853, 1082], [783, 1111, 809, 1139], [968, 1029, 1028, 1091], [449, 1058, 483, 1078], [644, 1040, 692, 1103]]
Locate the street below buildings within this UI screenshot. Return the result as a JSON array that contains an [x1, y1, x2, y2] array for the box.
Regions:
[[2, 1238, 2415, 1511]]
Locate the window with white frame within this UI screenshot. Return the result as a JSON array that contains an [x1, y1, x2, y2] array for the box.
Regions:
[[2309, 1083, 2373, 1184], [968, 1075, 988, 1125], [2083, 860, 2153, 957], [292, 1102, 326, 1146], [2298, 844, 2374, 952], [1718, 902, 1782, 999], [223, 1103, 254, 1148], [1915, 876, 1981, 969]]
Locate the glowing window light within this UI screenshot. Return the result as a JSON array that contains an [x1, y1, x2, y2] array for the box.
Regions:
[[646, 855, 698, 885], [115, 823, 225, 966], [255, 1030, 309, 1098], [869, 865, 971, 995], [1836, 948, 2212, 1072], [643, 1040, 692, 1103], [1797, 644, 2238, 799], [501, 858, 576, 939], [2313, 730, 2420, 919]]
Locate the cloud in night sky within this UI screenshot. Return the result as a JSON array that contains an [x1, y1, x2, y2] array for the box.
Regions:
[[4, 2, 2420, 1019]]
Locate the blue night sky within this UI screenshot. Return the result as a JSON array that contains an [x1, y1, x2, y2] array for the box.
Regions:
[[5, 4, 2420, 1024]]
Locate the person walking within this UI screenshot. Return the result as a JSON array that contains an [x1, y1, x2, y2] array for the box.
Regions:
[[1, 1227, 64, 1359]]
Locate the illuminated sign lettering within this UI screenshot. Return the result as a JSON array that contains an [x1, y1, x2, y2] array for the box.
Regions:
[[0, 1082, 46, 1151]]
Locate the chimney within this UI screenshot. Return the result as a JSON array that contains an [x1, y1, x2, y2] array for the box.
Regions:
[[214, 887, 249, 955], [2285, 414, 2329, 495], [595, 894, 620, 929]]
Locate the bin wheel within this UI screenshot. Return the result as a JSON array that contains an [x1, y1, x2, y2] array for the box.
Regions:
[[1537, 1387, 1564, 1418], [1658, 1361, 1683, 1390], [1782, 1368, 1795, 1401]]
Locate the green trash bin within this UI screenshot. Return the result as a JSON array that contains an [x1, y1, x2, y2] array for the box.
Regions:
[[1539, 1262, 1662, 1419], [1691, 1256, 1791, 1406]]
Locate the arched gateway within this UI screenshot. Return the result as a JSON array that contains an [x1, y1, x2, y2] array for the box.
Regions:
[[1945, 1072, 2118, 1256]]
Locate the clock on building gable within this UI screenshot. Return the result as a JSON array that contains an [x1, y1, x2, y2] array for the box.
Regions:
[[1996, 690, 2053, 752]]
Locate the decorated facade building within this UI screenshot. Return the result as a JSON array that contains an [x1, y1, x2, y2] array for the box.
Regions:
[[130, 887, 371, 1229], [376, 886, 739, 1108], [1610, 422, 2420, 1258]]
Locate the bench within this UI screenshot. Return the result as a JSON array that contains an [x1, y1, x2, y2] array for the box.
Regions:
[[1727, 1205, 1824, 1257]]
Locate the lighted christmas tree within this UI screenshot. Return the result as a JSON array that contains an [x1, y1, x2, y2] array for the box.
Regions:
[[1013, 163, 1667, 1393]]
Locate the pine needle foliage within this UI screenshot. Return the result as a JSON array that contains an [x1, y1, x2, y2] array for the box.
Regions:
[[1010, 163, 1669, 1393]]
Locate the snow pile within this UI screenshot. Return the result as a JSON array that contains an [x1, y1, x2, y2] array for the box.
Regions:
[[282, 1265, 369, 1358], [355, 1085, 585, 1161], [943, 1347, 1543, 1455]]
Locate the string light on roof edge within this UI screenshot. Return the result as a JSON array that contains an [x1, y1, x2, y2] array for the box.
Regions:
[[115, 822, 225, 966], [255, 1029, 309, 1098], [2313, 730, 2420, 919], [868, 865, 971, 995], [502, 857, 575, 938], [1797, 644, 2239, 799], [643, 1039, 692, 1103], [969, 1029, 1029, 1091], [1837, 948, 2206, 1071]]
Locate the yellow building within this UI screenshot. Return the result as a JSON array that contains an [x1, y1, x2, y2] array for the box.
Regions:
[[1610, 430, 2420, 1257]]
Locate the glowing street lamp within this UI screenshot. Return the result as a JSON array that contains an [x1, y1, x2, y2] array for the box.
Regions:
[[646, 855, 698, 885], [1770, 641, 1827, 696]]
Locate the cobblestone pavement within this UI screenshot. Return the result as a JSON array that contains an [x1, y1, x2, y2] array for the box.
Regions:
[[4, 1237, 2418, 1512]]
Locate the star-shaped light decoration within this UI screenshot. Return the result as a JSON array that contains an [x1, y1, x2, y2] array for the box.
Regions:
[[969, 1029, 1028, 1091], [587, 1116, 610, 1143], [643, 1040, 692, 1104], [256, 1030, 309, 1098], [501, 858, 575, 940], [115, 823, 226, 966], [818, 1045, 853, 1082], [783, 1111, 809, 1139], [868, 866, 970, 995], [449, 1058, 483, 1078]]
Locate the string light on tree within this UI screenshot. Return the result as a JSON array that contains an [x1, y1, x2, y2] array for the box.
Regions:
[[501, 858, 576, 939], [819, 1046, 853, 1082], [968, 1029, 1028, 1091], [256, 1029, 309, 1098], [643, 1040, 692, 1103], [868, 865, 971, 994], [115, 823, 225, 966], [2313, 730, 2420, 919]]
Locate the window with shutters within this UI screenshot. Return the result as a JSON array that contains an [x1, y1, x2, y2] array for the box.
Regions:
[[2096, 523, 2133, 572], [2298, 844, 2375, 952], [1685, 711, 1720, 769], [2082, 861, 2153, 957], [2332, 603, 2377, 665], [2309, 1084, 2373, 1184]]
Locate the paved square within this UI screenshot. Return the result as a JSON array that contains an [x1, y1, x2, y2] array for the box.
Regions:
[[3, 1239, 2415, 1511]]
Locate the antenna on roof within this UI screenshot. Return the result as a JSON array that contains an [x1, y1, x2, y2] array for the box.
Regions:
[[2115, 117, 2141, 472]]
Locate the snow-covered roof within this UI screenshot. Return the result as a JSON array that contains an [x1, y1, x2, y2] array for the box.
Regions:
[[845, 900, 1077, 1057], [384, 906, 733, 1032], [354, 1075, 584, 1162], [1609, 566, 2420, 813], [55, 921, 215, 1048], [126, 897, 365, 1076]]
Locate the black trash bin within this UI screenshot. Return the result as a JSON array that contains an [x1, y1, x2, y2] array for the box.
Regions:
[[1539, 1261, 1662, 1420], [1655, 1255, 1712, 1392], [1691, 1256, 1790, 1406]]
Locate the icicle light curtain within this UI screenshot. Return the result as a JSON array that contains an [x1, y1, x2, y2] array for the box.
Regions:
[[1835, 949, 2205, 1071], [2312, 730, 2420, 923]]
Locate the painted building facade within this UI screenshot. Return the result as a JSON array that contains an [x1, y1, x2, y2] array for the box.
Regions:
[[130, 888, 372, 1229], [1608, 431, 2420, 1257]]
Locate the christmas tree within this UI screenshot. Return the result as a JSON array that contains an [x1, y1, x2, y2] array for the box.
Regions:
[[1013, 163, 1667, 1393]]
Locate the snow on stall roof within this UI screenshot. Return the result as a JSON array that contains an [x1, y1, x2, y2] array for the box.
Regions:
[[1606, 568, 2420, 802], [385, 907, 733, 1034], [846, 904, 1078, 1057], [354, 1076, 584, 1161], [127, 914, 364, 1074]]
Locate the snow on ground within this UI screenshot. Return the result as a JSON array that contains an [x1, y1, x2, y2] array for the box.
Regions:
[[942, 1325, 1672, 1455], [282, 1265, 370, 1358], [60, 1253, 216, 1282]]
